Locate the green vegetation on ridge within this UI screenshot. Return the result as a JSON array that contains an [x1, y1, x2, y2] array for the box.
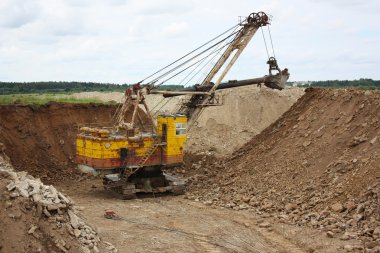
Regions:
[[0, 81, 185, 95], [290, 78, 380, 89], [0, 94, 104, 105]]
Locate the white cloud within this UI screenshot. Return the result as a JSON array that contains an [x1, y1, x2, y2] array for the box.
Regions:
[[0, 0, 379, 83], [0, 0, 40, 28], [162, 22, 189, 37], [128, 0, 192, 15]]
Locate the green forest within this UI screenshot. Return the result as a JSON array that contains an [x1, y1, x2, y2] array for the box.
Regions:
[[0, 79, 379, 95], [0, 81, 185, 95], [291, 78, 380, 89]]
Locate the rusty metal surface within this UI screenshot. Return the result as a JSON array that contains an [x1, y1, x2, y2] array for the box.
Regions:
[[76, 152, 184, 169], [157, 70, 289, 98]]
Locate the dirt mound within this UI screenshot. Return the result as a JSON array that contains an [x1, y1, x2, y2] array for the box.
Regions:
[[0, 103, 117, 183], [0, 156, 116, 253], [184, 88, 380, 245], [184, 86, 304, 156]]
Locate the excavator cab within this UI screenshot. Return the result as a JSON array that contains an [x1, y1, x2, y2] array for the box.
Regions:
[[157, 114, 187, 166]]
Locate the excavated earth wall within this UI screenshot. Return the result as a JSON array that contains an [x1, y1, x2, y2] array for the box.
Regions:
[[0, 87, 303, 183], [0, 103, 116, 183], [183, 88, 380, 249]]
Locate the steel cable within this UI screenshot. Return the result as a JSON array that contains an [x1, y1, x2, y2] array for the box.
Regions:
[[139, 24, 240, 84], [147, 30, 240, 86]]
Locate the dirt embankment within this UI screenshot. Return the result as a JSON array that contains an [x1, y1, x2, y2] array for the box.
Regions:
[[184, 88, 380, 245], [185, 86, 304, 156], [0, 103, 116, 183]]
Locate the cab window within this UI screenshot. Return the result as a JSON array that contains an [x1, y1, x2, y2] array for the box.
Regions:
[[175, 123, 186, 135]]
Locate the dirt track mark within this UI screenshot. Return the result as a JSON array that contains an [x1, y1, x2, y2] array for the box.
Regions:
[[58, 178, 313, 252]]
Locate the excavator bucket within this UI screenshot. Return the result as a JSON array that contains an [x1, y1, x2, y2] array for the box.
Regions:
[[264, 68, 290, 90]]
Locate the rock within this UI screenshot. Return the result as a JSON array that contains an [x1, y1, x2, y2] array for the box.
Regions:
[[373, 226, 380, 238], [203, 200, 212, 206], [93, 245, 100, 253], [6, 182, 16, 191], [18, 188, 30, 198], [340, 234, 350, 241], [356, 203, 365, 214], [345, 201, 356, 212], [58, 192, 70, 204], [47, 204, 60, 211], [105, 242, 116, 252], [354, 214, 363, 222], [81, 246, 91, 253], [370, 136, 378, 145], [303, 141, 311, 147], [32, 194, 42, 202], [258, 222, 271, 228], [68, 210, 80, 229], [43, 208, 51, 217], [27, 180, 41, 195], [285, 203, 297, 212], [74, 229, 81, 238], [9, 192, 19, 198], [56, 243, 68, 253], [366, 241, 380, 250], [331, 202, 344, 213], [242, 196, 251, 203], [326, 231, 334, 238], [344, 245, 354, 252], [28, 225, 38, 234], [238, 203, 249, 210], [5, 201, 12, 208]]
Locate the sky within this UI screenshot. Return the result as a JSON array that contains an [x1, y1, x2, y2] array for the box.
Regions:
[[0, 0, 379, 84]]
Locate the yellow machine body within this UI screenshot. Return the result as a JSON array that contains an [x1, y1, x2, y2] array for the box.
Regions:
[[76, 114, 187, 173]]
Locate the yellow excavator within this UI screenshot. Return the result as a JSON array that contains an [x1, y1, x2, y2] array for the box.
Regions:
[[75, 11, 289, 199]]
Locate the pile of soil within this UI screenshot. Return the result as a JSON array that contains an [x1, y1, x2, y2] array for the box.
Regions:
[[184, 86, 304, 156], [0, 103, 116, 183], [0, 156, 116, 253], [183, 88, 380, 246]]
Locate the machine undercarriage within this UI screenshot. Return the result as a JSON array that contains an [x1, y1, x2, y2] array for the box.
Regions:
[[103, 167, 185, 199]]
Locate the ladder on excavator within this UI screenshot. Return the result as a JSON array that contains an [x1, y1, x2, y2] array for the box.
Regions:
[[123, 141, 161, 179]]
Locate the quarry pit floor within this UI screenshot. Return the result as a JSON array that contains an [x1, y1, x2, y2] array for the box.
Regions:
[[57, 178, 357, 253]]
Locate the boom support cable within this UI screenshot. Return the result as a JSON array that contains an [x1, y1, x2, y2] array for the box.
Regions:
[[139, 24, 240, 84], [267, 26, 276, 58], [158, 40, 234, 85], [178, 25, 240, 87], [260, 27, 270, 59], [147, 30, 240, 86]]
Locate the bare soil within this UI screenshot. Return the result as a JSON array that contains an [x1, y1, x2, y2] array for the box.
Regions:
[[184, 86, 304, 156], [182, 88, 380, 249], [1, 87, 379, 252], [0, 103, 116, 183], [57, 177, 358, 253], [0, 173, 83, 253]]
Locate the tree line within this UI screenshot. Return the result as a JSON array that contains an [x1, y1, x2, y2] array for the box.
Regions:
[[0, 79, 379, 95], [0, 81, 185, 95], [291, 78, 380, 89]]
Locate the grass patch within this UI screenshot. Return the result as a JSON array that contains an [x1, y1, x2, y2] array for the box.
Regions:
[[0, 94, 105, 105]]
